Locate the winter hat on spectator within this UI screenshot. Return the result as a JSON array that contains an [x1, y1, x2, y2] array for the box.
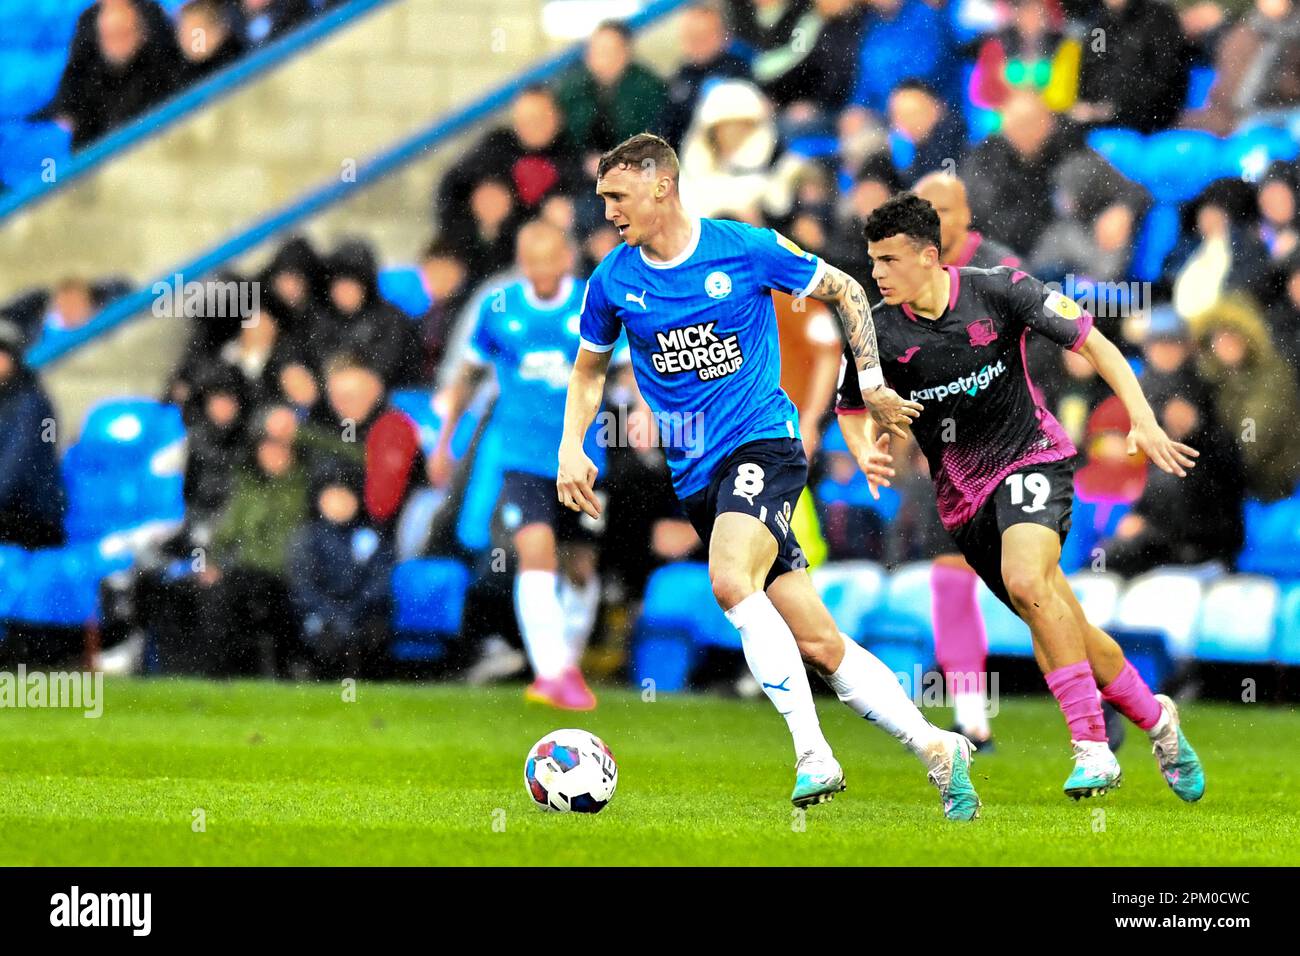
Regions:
[[325, 239, 381, 300]]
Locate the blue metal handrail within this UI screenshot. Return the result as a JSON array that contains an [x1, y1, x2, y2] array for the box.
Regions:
[[0, 0, 399, 223], [29, 0, 689, 369]]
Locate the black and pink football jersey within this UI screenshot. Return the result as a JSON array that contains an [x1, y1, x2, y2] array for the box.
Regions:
[[836, 265, 1094, 530]]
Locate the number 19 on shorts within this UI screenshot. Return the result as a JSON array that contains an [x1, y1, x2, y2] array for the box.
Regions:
[[1005, 472, 1050, 513]]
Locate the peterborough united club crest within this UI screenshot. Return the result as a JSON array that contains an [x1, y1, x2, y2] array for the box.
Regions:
[[966, 317, 998, 347]]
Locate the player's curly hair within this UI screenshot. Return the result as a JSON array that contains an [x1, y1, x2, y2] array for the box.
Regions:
[[862, 192, 942, 253], [597, 133, 680, 185]]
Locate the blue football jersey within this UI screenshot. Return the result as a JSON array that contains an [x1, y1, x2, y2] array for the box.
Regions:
[[579, 217, 825, 497], [468, 275, 619, 478]]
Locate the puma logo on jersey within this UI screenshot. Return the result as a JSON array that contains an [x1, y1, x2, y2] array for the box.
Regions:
[[898, 346, 921, 363], [625, 290, 647, 310]]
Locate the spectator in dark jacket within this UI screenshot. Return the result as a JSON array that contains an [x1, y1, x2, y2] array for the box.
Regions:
[[157, 416, 309, 676], [1102, 372, 1246, 574], [181, 362, 250, 531], [725, 0, 812, 52], [437, 87, 586, 235], [553, 20, 669, 161], [1072, 0, 1191, 133], [287, 456, 394, 677], [1167, 179, 1273, 319], [0, 319, 66, 548], [259, 235, 328, 339], [295, 352, 427, 536], [417, 235, 471, 383], [755, 0, 868, 114], [966, 91, 1149, 275], [1256, 161, 1300, 262], [665, 3, 752, 145], [36, 0, 183, 150], [177, 0, 247, 86], [888, 81, 966, 186], [1181, 0, 1300, 135], [313, 239, 421, 387], [1193, 293, 1300, 501], [1267, 251, 1300, 380]]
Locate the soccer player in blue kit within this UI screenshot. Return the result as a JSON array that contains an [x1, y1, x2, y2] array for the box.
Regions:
[[558, 134, 982, 819], [836, 194, 1205, 801], [435, 219, 625, 711]]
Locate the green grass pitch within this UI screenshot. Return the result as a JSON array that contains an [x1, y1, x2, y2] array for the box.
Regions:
[[1, 678, 1297, 866]]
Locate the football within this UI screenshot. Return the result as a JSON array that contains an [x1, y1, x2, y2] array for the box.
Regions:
[[524, 729, 618, 813]]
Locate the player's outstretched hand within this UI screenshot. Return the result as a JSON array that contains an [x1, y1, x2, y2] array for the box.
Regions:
[[856, 431, 895, 501], [557, 444, 601, 518], [1127, 417, 1199, 478], [863, 385, 923, 440]]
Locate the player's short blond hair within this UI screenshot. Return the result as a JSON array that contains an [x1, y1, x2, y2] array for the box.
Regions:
[[596, 133, 679, 186]]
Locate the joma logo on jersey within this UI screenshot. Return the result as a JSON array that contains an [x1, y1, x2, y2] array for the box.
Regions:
[[651, 321, 744, 380], [910, 361, 1007, 402]]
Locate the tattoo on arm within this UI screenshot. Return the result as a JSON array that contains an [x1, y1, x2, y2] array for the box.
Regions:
[[808, 264, 881, 380]]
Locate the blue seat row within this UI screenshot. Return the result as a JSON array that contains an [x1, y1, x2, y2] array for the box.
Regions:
[[631, 560, 1300, 693]]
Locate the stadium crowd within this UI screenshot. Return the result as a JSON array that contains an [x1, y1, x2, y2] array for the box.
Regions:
[[23, 0, 349, 154], [4, 0, 1300, 681]]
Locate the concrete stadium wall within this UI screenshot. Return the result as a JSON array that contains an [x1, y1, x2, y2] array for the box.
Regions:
[[15, 0, 686, 438]]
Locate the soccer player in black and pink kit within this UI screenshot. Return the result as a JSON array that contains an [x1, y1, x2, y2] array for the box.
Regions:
[[836, 193, 1205, 801]]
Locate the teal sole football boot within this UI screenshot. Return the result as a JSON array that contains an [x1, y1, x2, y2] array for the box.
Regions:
[[927, 731, 981, 821], [791, 751, 846, 808], [1150, 695, 1205, 803], [1063, 740, 1122, 799]]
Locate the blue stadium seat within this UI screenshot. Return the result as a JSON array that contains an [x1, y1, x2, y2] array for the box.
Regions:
[[1060, 496, 1131, 573], [1108, 570, 1203, 689], [10, 542, 135, 627], [633, 562, 735, 692], [1238, 496, 1300, 577], [1067, 571, 1123, 631], [811, 560, 886, 641], [1086, 128, 1147, 184], [1222, 125, 1299, 180], [0, 545, 31, 620], [1274, 583, 1300, 665], [978, 580, 1032, 656], [390, 558, 470, 660], [1195, 575, 1279, 662], [1185, 66, 1215, 110], [63, 398, 186, 541], [378, 266, 431, 319], [1129, 202, 1182, 283], [862, 562, 935, 675], [0, 121, 72, 190], [1140, 129, 1222, 202]]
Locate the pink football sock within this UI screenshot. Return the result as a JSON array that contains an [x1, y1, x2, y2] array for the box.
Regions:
[[1100, 660, 1163, 731], [1044, 660, 1107, 742], [931, 563, 988, 696]]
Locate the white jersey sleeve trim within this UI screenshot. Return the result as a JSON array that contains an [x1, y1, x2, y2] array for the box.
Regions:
[[580, 337, 617, 353], [794, 256, 828, 300]]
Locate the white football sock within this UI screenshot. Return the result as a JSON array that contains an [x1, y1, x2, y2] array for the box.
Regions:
[[825, 634, 943, 756], [953, 691, 990, 737], [559, 575, 600, 666], [724, 592, 831, 759], [514, 570, 569, 679]]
